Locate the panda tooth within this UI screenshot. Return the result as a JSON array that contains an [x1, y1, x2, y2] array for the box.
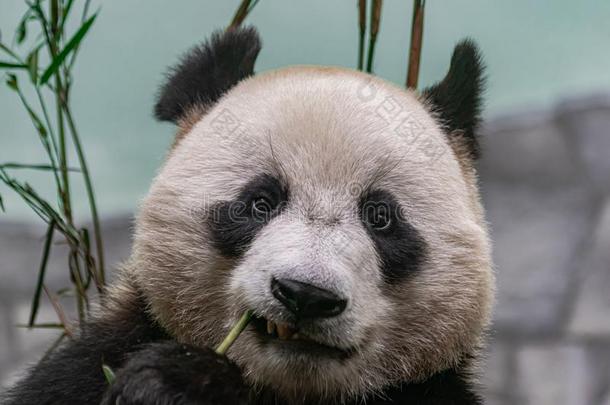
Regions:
[[276, 323, 293, 340], [267, 320, 276, 335]]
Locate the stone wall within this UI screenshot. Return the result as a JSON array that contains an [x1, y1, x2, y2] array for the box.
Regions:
[[478, 94, 610, 405], [1, 93, 609, 404]]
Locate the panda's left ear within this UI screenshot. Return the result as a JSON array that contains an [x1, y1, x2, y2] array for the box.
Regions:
[[154, 26, 262, 124], [422, 39, 485, 160]]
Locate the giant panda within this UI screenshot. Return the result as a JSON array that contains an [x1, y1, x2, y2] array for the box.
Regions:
[[4, 26, 494, 405]]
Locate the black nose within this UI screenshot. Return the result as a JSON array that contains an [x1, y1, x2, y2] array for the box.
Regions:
[[271, 278, 347, 319]]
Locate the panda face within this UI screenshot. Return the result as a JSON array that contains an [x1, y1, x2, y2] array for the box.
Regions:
[[131, 65, 494, 401]]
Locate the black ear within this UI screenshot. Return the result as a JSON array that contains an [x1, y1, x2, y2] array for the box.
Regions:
[[154, 26, 262, 123], [423, 39, 485, 159]]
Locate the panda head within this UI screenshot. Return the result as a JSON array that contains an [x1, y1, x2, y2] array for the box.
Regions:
[[130, 26, 494, 402]]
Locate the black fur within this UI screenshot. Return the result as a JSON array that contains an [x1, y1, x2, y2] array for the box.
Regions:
[[154, 26, 262, 123], [423, 39, 485, 159], [359, 189, 427, 281], [208, 174, 288, 258], [254, 367, 482, 404], [102, 342, 247, 405], [358, 368, 483, 405]]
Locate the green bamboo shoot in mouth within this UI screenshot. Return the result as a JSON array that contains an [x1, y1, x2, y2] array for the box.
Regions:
[[215, 310, 253, 355]]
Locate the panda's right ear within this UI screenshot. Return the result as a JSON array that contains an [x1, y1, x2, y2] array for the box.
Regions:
[[154, 26, 262, 124]]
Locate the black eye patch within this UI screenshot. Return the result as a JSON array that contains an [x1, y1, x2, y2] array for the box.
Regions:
[[208, 174, 288, 258], [359, 189, 427, 282]]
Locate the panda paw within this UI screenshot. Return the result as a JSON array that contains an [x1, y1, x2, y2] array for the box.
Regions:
[[101, 341, 248, 405]]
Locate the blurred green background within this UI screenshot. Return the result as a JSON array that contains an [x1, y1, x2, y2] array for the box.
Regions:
[[2, 0, 610, 219]]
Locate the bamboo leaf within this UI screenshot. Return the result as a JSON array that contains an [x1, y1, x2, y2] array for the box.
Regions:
[[102, 364, 116, 384], [0, 171, 72, 239], [43, 285, 73, 337], [25, 103, 48, 138], [28, 220, 56, 327], [6, 73, 18, 90], [59, 0, 76, 31], [0, 61, 27, 69], [0, 42, 22, 62], [15, 7, 36, 45], [0, 162, 80, 172], [27, 48, 39, 82], [39, 13, 97, 85], [56, 287, 73, 297], [16, 16, 28, 44], [7, 77, 49, 138], [0, 193, 5, 212]]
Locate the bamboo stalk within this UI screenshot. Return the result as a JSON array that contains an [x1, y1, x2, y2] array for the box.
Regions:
[[406, 0, 425, 89], [215, 310, 253, 355], [229, 0, 254, 29], [64, 106, 105, 289], [28, 220, 56, 327], [357, 0, 367, 71], [366, 0, 383, 73], [43, 285, 73, 337]]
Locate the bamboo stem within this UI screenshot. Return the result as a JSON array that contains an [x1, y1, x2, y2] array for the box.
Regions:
[[406, 0, 425, 89], [366, 0, 383, 73], [215, 310, 253, 355], [64, 106, 105, 289], [229, 0, 253, 29], [357, 0, 367, 71]]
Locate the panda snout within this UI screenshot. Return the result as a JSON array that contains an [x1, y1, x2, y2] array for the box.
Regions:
[[271, 278, 347, 319]]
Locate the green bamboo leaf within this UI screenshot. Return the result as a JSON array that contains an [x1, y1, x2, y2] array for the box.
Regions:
[[39, 13, 97, 85], [0, 193, 5, 212], [0, 61, 27, 69], [0, 171, 69, 236], [60, 0, 76, 31], [16, 19, 28, 44], [6, 76, 49, 138], [6, 73, 18, 90], [22, 101, 48, 138], [102, 364, 116, 384], [56, 287, 74, 297], [29, 220, 56, 327], [0, 162, 80, 172], [0, 42, 22, 61], [27, 48, 39, 82], [15, 7, 35, 45]]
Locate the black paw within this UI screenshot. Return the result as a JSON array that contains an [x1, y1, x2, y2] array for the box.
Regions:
[[101, 341, 247, 405]]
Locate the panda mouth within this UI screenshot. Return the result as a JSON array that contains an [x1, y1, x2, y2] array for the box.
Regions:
[[250, 314, 310, 341], [250, 314, 354, 358], [265, 318, 299, 340]]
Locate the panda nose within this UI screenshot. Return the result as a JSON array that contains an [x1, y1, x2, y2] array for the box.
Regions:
[[271, 278, 347, 319]]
